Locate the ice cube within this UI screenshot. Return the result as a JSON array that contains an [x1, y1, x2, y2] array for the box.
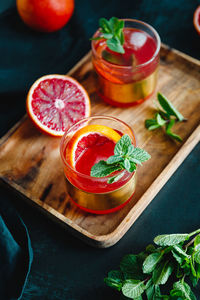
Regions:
[[130, 32, 147, 49]]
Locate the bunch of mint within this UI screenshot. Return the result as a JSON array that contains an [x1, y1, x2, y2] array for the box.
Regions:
[[90, 135, 150, 184], [145, 93, 186, 142], [91, 17, 125, 54], [104, 229, 200, 299]]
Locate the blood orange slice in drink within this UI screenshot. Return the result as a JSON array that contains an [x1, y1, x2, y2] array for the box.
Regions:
[[194, 6, 200, 35], [66, 124, 121, 168], [27, 75, 90, 136]]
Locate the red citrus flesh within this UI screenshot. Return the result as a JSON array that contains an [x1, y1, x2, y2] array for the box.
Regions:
[[27, 75, 90, 136], [65, 124, 121, 167], [75, 133, 116, 175]]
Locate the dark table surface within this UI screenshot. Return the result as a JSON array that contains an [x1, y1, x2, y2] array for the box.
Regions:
[[0, 0, 200, 299]]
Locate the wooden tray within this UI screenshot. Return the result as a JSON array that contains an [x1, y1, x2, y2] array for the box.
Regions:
[[0, 44, 200, 248]]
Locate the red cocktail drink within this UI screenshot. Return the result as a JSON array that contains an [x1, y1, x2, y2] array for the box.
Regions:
[[92, 19, 160, 107], [60, 116, 137, 214]]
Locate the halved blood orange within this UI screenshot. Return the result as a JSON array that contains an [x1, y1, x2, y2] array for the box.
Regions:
[[27, 75, 90, 136], [194, 6, 200, 35], [66, 124, 121, 167]]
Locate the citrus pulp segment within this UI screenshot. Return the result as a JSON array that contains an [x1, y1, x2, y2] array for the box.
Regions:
[[26, 75, 90, 136], [66, 125, 121, 167]]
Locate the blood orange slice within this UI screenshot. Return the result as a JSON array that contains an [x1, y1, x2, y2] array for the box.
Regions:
[[27, 74, 90, 136], [194, 6, 200, 35], [66, 124, 121, 167]]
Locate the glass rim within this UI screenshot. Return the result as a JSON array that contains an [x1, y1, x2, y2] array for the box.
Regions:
[[91, 18, 161, 70], [60, 115, 137, 180]]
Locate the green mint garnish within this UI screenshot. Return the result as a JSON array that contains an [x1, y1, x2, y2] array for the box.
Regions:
[[91, 17, 125, 54], [104, 228, 200, 299], [90, 134, 151, 183], [145, 92, 186, 142], [157, 92, 184, 121], [90, 161, 122, 178], [166, 119, 183, 142]]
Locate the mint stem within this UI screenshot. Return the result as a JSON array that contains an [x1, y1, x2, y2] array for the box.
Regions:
[[185, 232, 200, 249], [188, 229, 200, 238]]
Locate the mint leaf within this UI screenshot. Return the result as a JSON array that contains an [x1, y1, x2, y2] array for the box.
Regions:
[[145, 119, 161, 130], [129, 161, 137, 172], [107, 36, 125, 54], [120, 254, 146, 280], [152, 261, 174, 285], [108, 270, 124, 281], [104, 270, 124, 291], [114, 134, 132, 155], [143, 252, 163, 274], [194, 235, 200, 250], [94, 17, 125, 54], [145, 279, 155, 300], [127, 160, 139, 168], [196, 263, 200, 278], [124, 158, 131, 171], [154, 233, 189, 246], [166, 119, 182, 142], [156, 113, 167, 126], [99, 18, 112, 33], [157, 92, 185, 122], [90, 36, 102, 41], [190, 259, 197, 277], [90, 160, 122, 177], [194, 251, 200, 264], [129, 148, 151, 165], [109, 16, 119, 31], [127, 144, 134, 155], [104, 277, 122, 291], [120, 160, 136, 173], [158, 110, 171, 119], [102, 33, 113, 39], [107, 172, 124, 184], [170, 281, 197, 300], [119, 29, 124, 45], [172, 245, 190, 258], [122, 280, 145, 298], [190, 273, 198, 287], [106, 155, 123, 164], [172, 250, 185, 265]]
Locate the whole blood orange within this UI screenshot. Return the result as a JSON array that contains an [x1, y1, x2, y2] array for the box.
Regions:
[[26, 75, 90, 136], [16, 0, 74, 32]]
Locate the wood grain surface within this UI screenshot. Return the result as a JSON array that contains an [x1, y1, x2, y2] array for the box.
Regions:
[[0, 44, 200, 247]]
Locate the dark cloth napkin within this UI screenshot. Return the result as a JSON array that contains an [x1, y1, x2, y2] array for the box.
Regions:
[[0, 197, 33, 300]]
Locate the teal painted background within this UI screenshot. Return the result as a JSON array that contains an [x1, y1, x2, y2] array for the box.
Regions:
[[0, 0, 200, 299]]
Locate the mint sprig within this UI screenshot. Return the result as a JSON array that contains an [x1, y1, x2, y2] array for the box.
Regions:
[[104, 228, 200, 299], [145, 93, 186, 142], [90, 134, 151, 183], [91, 17, 125, 54]]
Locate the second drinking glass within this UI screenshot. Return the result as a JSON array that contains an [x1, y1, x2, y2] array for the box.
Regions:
[[92, 19, 161, 107]]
